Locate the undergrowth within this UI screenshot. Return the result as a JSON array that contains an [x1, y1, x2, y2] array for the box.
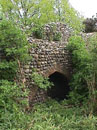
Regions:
[[1, 95, 97, 130], [0, 9, 97, 130], [68, 34, 97, 114], [19, 99, 97, 130]]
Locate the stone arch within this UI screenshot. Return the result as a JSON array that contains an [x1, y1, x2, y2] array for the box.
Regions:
[[42, 63, 71, 80], [47, 71, 70, 101], [24, 22, 73, 106]]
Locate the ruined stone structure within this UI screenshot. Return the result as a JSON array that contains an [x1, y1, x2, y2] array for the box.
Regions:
[[0, 22, 96, 107], [23, 23, 73, 107]]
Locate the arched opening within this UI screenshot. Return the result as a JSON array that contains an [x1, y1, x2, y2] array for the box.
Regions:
[[47, 72, 70, 101]]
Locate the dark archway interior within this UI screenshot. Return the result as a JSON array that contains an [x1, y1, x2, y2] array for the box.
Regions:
[[47, 72, 70, 101]]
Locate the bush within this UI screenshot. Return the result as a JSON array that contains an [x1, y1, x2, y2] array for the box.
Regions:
[[68, 34, 97, 113], [0, 20, 29, 80], [32, 72, 52, 90], [0, 80, 30, 130], [0, 20, 31, 129], [67, 35, 90, 104]]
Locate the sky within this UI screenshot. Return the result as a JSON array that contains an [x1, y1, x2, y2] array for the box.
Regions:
[[69, 0, 97, 18]]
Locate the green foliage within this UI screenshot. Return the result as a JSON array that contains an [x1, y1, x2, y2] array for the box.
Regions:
[[0, 0, 56, 28], [32, 72, 52, 90], [0, 109, 32, 130], [67, 35, 90, 104], [0, 20, 31, 129], [32, 25, 44, 39], [86, 33, 97, 113], [68, 34, 97, 113], [0, 0, 84, 33], [53, 32, 62, 41], [55, 0, 84, 32], [26, 99, 97, 130], [0, 0, 35, 26], [32, 23, 62, 41], [0, 80, 30, 130], [0, 19, 29, 80], [0, 80, 28, 111], [0, 20, 29, 61], [1, 98, 97, 130], [32, 0, 56, 26]]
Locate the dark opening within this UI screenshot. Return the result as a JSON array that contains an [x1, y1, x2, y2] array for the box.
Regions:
[[47, 72, 70, 101]]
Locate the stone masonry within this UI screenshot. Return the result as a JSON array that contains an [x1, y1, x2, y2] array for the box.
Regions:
[[23, 23, 73, 107], [0, 22, 95, 107]]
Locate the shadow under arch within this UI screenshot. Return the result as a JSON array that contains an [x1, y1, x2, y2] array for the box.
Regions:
[[47, 71, 70, 101]]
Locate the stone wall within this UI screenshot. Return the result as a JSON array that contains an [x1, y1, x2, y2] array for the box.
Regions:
[[23, 23, 73, 107], [0, 22, 73, 107], [32, 22, 72, 41], [43, 22, 72, 42], [0, 22, 96, 107]]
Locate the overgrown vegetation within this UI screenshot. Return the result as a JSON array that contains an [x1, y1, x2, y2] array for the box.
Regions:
[[0, 80, 30, 130], [0, 20, 29, 80], [1, 0, 97, 129], [0, 0, 84, 34], [68, 34, 97, 114], [32, 72, 52, 90], [53, 32, 62, 41], [0, 19, 30, 129], [22, 100, 97, 130]]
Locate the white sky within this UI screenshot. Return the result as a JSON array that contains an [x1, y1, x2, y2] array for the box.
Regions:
[[69, 0, 97, 18]]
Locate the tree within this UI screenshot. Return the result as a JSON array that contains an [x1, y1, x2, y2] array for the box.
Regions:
[[0, 0, 35, 26], [0, 0, 56, 27], [55, 0, 84, 32], [0, 0, 84, 32]]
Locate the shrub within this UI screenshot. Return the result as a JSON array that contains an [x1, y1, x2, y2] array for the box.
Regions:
[[0, 20, 29, 80], [0, 20, 31, 129], [0, 80, 30, 130], [67, 36, 91, 104], [68, 34, 97, 113], [32, 72, 52, 90]]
